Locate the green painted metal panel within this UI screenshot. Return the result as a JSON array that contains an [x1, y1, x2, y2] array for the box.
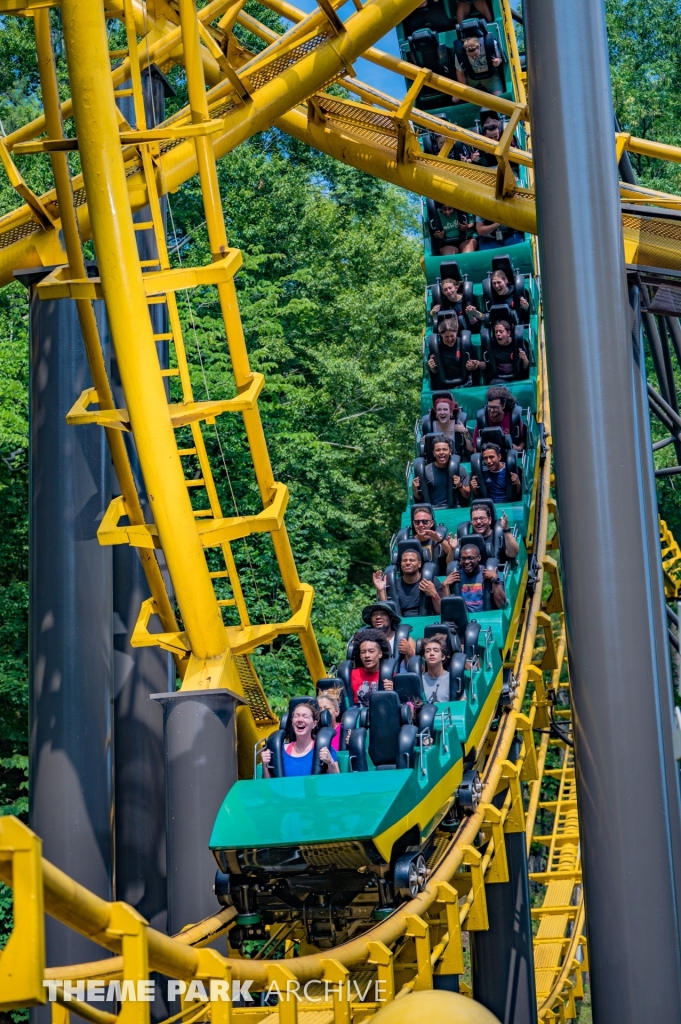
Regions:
[[424, 241, 534, 286], [210, 719, 465, 851]]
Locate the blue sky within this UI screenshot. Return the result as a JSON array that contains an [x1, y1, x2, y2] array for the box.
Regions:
[[286, 0, 522, 101]]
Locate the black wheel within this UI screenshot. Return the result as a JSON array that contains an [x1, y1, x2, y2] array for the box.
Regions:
[[394, 853, 421, 899], [499, 669, 518, 710], [456, 768, 482, 816], [415, 853, 428, 892]]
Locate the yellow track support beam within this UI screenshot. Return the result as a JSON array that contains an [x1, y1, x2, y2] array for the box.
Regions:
[[60, 0, 228, 672], [6, 4, 681, 283], [276, 102, 537, 233], [31, 6, 182, 655], [660, 517, 681, 599]]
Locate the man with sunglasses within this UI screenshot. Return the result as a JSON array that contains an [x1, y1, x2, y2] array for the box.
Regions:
[[444, 542, 507, 612], [411, 507, 455, 571]]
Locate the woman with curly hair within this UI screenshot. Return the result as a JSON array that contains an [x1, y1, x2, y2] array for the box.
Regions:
[[349, 627, 393, 702]]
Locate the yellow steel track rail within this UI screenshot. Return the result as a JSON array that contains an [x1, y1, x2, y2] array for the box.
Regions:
[[661, 516, 681, 600]]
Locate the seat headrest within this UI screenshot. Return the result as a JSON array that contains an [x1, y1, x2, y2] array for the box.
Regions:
[[431, 389, 454, 406], [288, 696, 319, 716], [457, 534, 487, 560], [282, 696, 320, 741], [410, 26, 438, 43], [471, 497, 497, 522], [438, 259, 462, 282], [317, 677, 343, 692], [488, 303, 518, 327], [422, 624, 456, 657], [436, 310, 464, 332], [397, 538, 424, 562], [393, 672, 425, 703], [423, 432, 453, 462], [440, 596, 469, 637], [411, 502, 435, 526], [491, 254, 515, 281], [480, 426, 507, 451], [457, 17, 487, 38]]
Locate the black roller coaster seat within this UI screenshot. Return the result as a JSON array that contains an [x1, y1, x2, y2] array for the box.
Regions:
[[412, 444, 465, 509], [336, 657, 399, 704], [475, 401, 524, 450], [316, 676, 349, 715], [264, 699, 335, 777], [407, 27, 450, 77], [416, 623, 462, 658], [480, 307, 528, 384], [470, 447, 521, 501], [446, 551, 501, 612], [421, 395, 469, 453], [392, 504, 447, 563], [482, 256, 528, 318], [348, 692, 417, 772], [431, 260, 474, 312], [456, 499, 506, 561], [425, 197, 443, 248], [427, 328, 475, 390], [384, 544, 439, 617], [476, 425, 510, 453], [439, 595, 482, 660]]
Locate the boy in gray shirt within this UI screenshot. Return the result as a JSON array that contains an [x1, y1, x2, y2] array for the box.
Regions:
[[422, 634, 451, 702]]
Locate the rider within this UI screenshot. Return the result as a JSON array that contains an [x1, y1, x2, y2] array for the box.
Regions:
[[261, 702, 339, 777], [348, 628, 394, 701], [444, 542, 507, 612], [358, 601, 416, 662]]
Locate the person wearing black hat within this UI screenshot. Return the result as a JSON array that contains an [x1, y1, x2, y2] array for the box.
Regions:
[[361, 601, 416, 662], [373, 541, 442, 617]]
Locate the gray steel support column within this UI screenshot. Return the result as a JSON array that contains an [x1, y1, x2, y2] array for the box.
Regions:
[[23, 268, 114, 987], [150, 690, 244, 936], [112, 65, 174, 945], [470, 832, 535, 1024], [524, 2, 681, 1020], [470, 758, 535, 1024]]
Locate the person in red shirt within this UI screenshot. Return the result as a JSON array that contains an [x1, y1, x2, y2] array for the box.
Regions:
[[469, 385, 526, 453], [348, 628, 393, 702]]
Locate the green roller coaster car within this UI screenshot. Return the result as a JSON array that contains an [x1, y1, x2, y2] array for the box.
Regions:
[[210, 628, 507, 947]]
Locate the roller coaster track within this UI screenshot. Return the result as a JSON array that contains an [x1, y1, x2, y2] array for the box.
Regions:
[[0, 0, 679, 1020]]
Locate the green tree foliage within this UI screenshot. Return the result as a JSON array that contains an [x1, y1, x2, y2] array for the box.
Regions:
[[605, 1, 681, 534], [606, 0, 681, 192], [168, 134, 423, 705]]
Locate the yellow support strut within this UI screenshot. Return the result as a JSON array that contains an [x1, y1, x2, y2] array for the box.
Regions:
[[60, 0, 229, 677]]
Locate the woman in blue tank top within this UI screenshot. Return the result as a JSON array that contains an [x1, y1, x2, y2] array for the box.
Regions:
[[262, 702, 339, 777]]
